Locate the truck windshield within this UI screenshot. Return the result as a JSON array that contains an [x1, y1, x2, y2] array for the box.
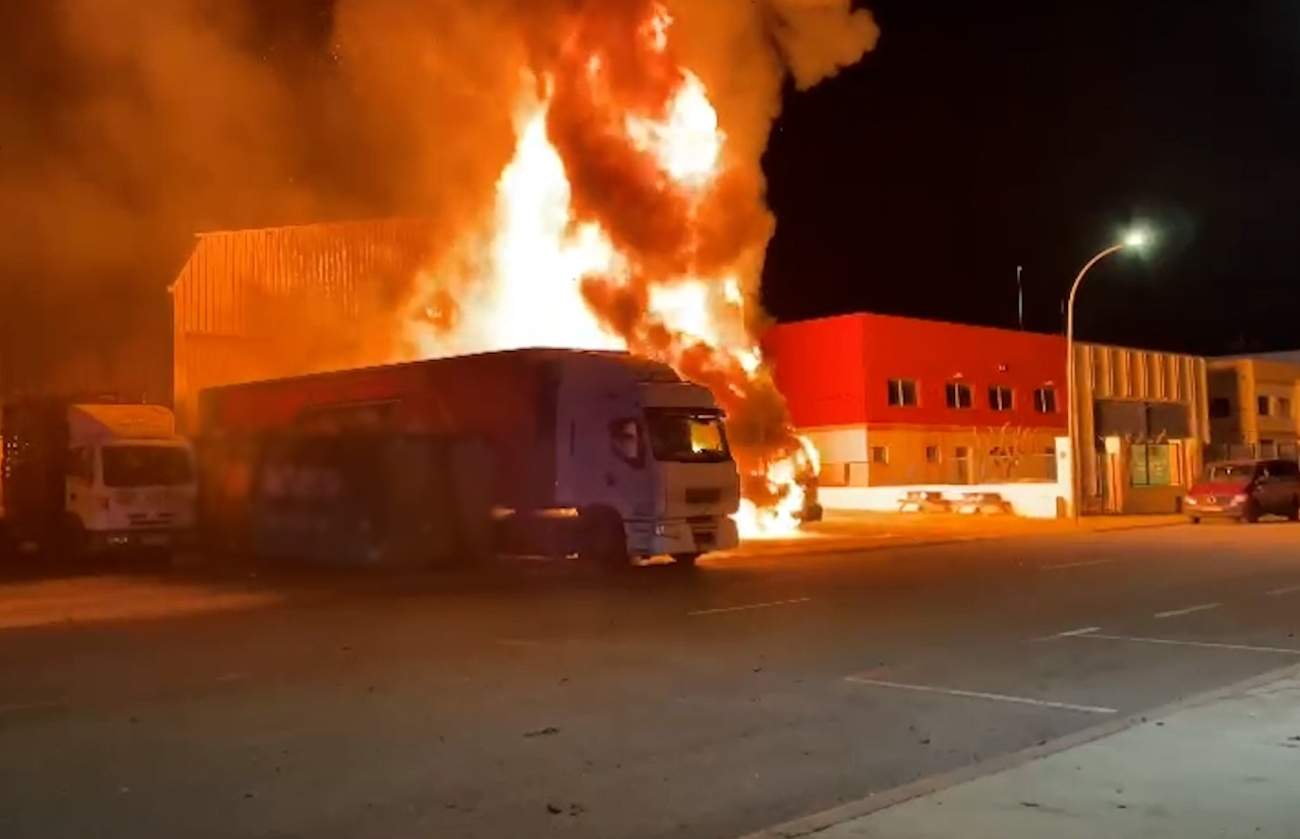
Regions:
[[644, 409, 730, 463], [102, 446, 193, 487]]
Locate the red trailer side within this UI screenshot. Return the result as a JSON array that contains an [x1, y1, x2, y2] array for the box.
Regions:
[[199, 351, 563, 510]]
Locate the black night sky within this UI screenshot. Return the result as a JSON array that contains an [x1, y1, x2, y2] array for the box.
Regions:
[[764, 1, 1300, 355]]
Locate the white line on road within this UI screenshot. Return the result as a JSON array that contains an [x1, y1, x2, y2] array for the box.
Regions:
[[844, 677, 1118, 715], [1153, 603, 1221, 619], [689, 597, 812, 616], [1071, 633, 1300, 656], [1033, 626, 1102, 641], [1042, 559, 1113, 571], [1266, 584, 1300, 597]]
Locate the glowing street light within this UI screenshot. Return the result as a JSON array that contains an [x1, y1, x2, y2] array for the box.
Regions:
[[1065, 227, 1153, 521], [1123, 227, 1152, 249]]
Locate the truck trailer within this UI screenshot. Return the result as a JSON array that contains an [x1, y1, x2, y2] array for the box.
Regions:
[[0, 400, 197, 556], [198, 349, 741, 566]]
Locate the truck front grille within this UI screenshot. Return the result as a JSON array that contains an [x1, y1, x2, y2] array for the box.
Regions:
[[685, 488, 721, 505]]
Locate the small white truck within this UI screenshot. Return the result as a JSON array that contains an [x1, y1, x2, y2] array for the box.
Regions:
[[1, 400, 197, 557]]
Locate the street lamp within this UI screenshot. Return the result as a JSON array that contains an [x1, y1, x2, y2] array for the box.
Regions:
[[1065, 228, 1152, 521]]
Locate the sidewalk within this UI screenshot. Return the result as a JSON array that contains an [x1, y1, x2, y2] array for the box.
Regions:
[[729, 511, 1186, 559], [758, 664, 1300, 839]]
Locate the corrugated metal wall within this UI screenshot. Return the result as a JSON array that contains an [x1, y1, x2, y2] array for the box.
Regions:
[[171, 218, 436, 431], [1074, 342, 1210, 511]]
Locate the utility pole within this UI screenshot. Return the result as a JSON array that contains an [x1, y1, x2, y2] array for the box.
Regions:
[[1016, 265, 1024, 330]]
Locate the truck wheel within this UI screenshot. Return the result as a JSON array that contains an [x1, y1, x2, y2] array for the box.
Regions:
[[1242, 500, 1262, 524], [578, 507, 628, 568], [671, 553, 700, 569], [1289, 497, 1300, 522], [59, 518, 90, 564]]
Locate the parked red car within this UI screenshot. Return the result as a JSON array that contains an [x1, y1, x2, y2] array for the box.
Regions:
[[1185, 459, 1300, 523]]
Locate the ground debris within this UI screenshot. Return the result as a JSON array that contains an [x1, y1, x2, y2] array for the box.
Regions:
[[525, 726, 561, 738]]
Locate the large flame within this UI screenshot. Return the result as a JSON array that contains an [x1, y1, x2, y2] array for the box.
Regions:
[[402, 3, 816, 537]]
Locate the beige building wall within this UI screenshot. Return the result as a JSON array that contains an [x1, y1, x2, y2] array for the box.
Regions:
[[1209, 358, 1300, 445], [808, 423, 1063, 488], [1073, 343, 1209, 514]]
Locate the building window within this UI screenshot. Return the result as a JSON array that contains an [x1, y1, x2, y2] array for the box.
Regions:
[[988, 385, 1014, 411], [1210, 397, 1232, 419], [1033, 387, 1057, 414], [1258, 396, 1272, 417], [887, 379, 918, 407], [1280, 397, 1293, 418], [1130, 443, 1175, 487], [870, 445, 889, 465], [925, 445, 941, 464], [945, 381, 973, 409]]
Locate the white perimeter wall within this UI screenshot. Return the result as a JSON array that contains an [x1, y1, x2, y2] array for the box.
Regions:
[[820, 483, 1066, 519]]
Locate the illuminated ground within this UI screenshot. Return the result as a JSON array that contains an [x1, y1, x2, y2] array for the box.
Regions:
[[1, 519, 1298, 838]]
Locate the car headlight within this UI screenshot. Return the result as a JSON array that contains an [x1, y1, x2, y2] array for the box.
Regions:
[[1231, 494, 1249, 505], [1185, 496, 1197, 506]]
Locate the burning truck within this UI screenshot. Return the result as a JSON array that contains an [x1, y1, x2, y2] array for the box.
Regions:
[[171, 1, 871, 545]]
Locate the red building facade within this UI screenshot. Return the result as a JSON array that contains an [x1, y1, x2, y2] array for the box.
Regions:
[[766, 313, 1068, 487]]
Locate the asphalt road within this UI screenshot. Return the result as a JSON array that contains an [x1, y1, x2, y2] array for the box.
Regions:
[[1, 521, 1299, 839]]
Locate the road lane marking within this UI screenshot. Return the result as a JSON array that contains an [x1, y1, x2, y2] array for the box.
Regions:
[[1154, 603, 1221, 619], [1042, 559, 1113, 571], [844, 677, 1117, 715], [1033, 626, 1102, 641], [689, 597, 812, 616], [1071, 633, 1300, 656], [1266, 584, 1300, 597]]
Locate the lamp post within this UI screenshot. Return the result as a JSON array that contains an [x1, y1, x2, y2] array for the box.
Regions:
[[1066, 229, 1149, 521]]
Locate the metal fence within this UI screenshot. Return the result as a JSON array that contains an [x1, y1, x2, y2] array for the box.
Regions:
[[1205, 441, 1300, 464]]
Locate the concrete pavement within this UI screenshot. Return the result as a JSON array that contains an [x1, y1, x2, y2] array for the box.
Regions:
[[1, 521, 1298, 838], [731, 510, 1186, 559], [771, 664, 1300, 839]]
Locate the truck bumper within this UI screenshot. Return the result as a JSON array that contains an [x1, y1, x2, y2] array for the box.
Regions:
[[89, 529, 195, 553], [626, 516, 739, 557]]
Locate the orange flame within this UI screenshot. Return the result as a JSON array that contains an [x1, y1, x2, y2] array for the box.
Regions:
[[403, 4, 814, 537]]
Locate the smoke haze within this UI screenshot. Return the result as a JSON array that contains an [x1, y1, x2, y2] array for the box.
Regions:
[[0, 0, 876, 403]]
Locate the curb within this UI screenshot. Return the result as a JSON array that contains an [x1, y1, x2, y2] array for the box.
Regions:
[[728, 518, 1186, 561], [738, 658, 1300, 838]]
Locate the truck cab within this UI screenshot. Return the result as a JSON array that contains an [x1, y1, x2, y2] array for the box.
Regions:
[[555, 356, 741, 563]]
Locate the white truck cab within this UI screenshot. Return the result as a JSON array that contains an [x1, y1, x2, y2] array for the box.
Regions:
[[63, 405, 197, 552], [554, 355, 741, 562]]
